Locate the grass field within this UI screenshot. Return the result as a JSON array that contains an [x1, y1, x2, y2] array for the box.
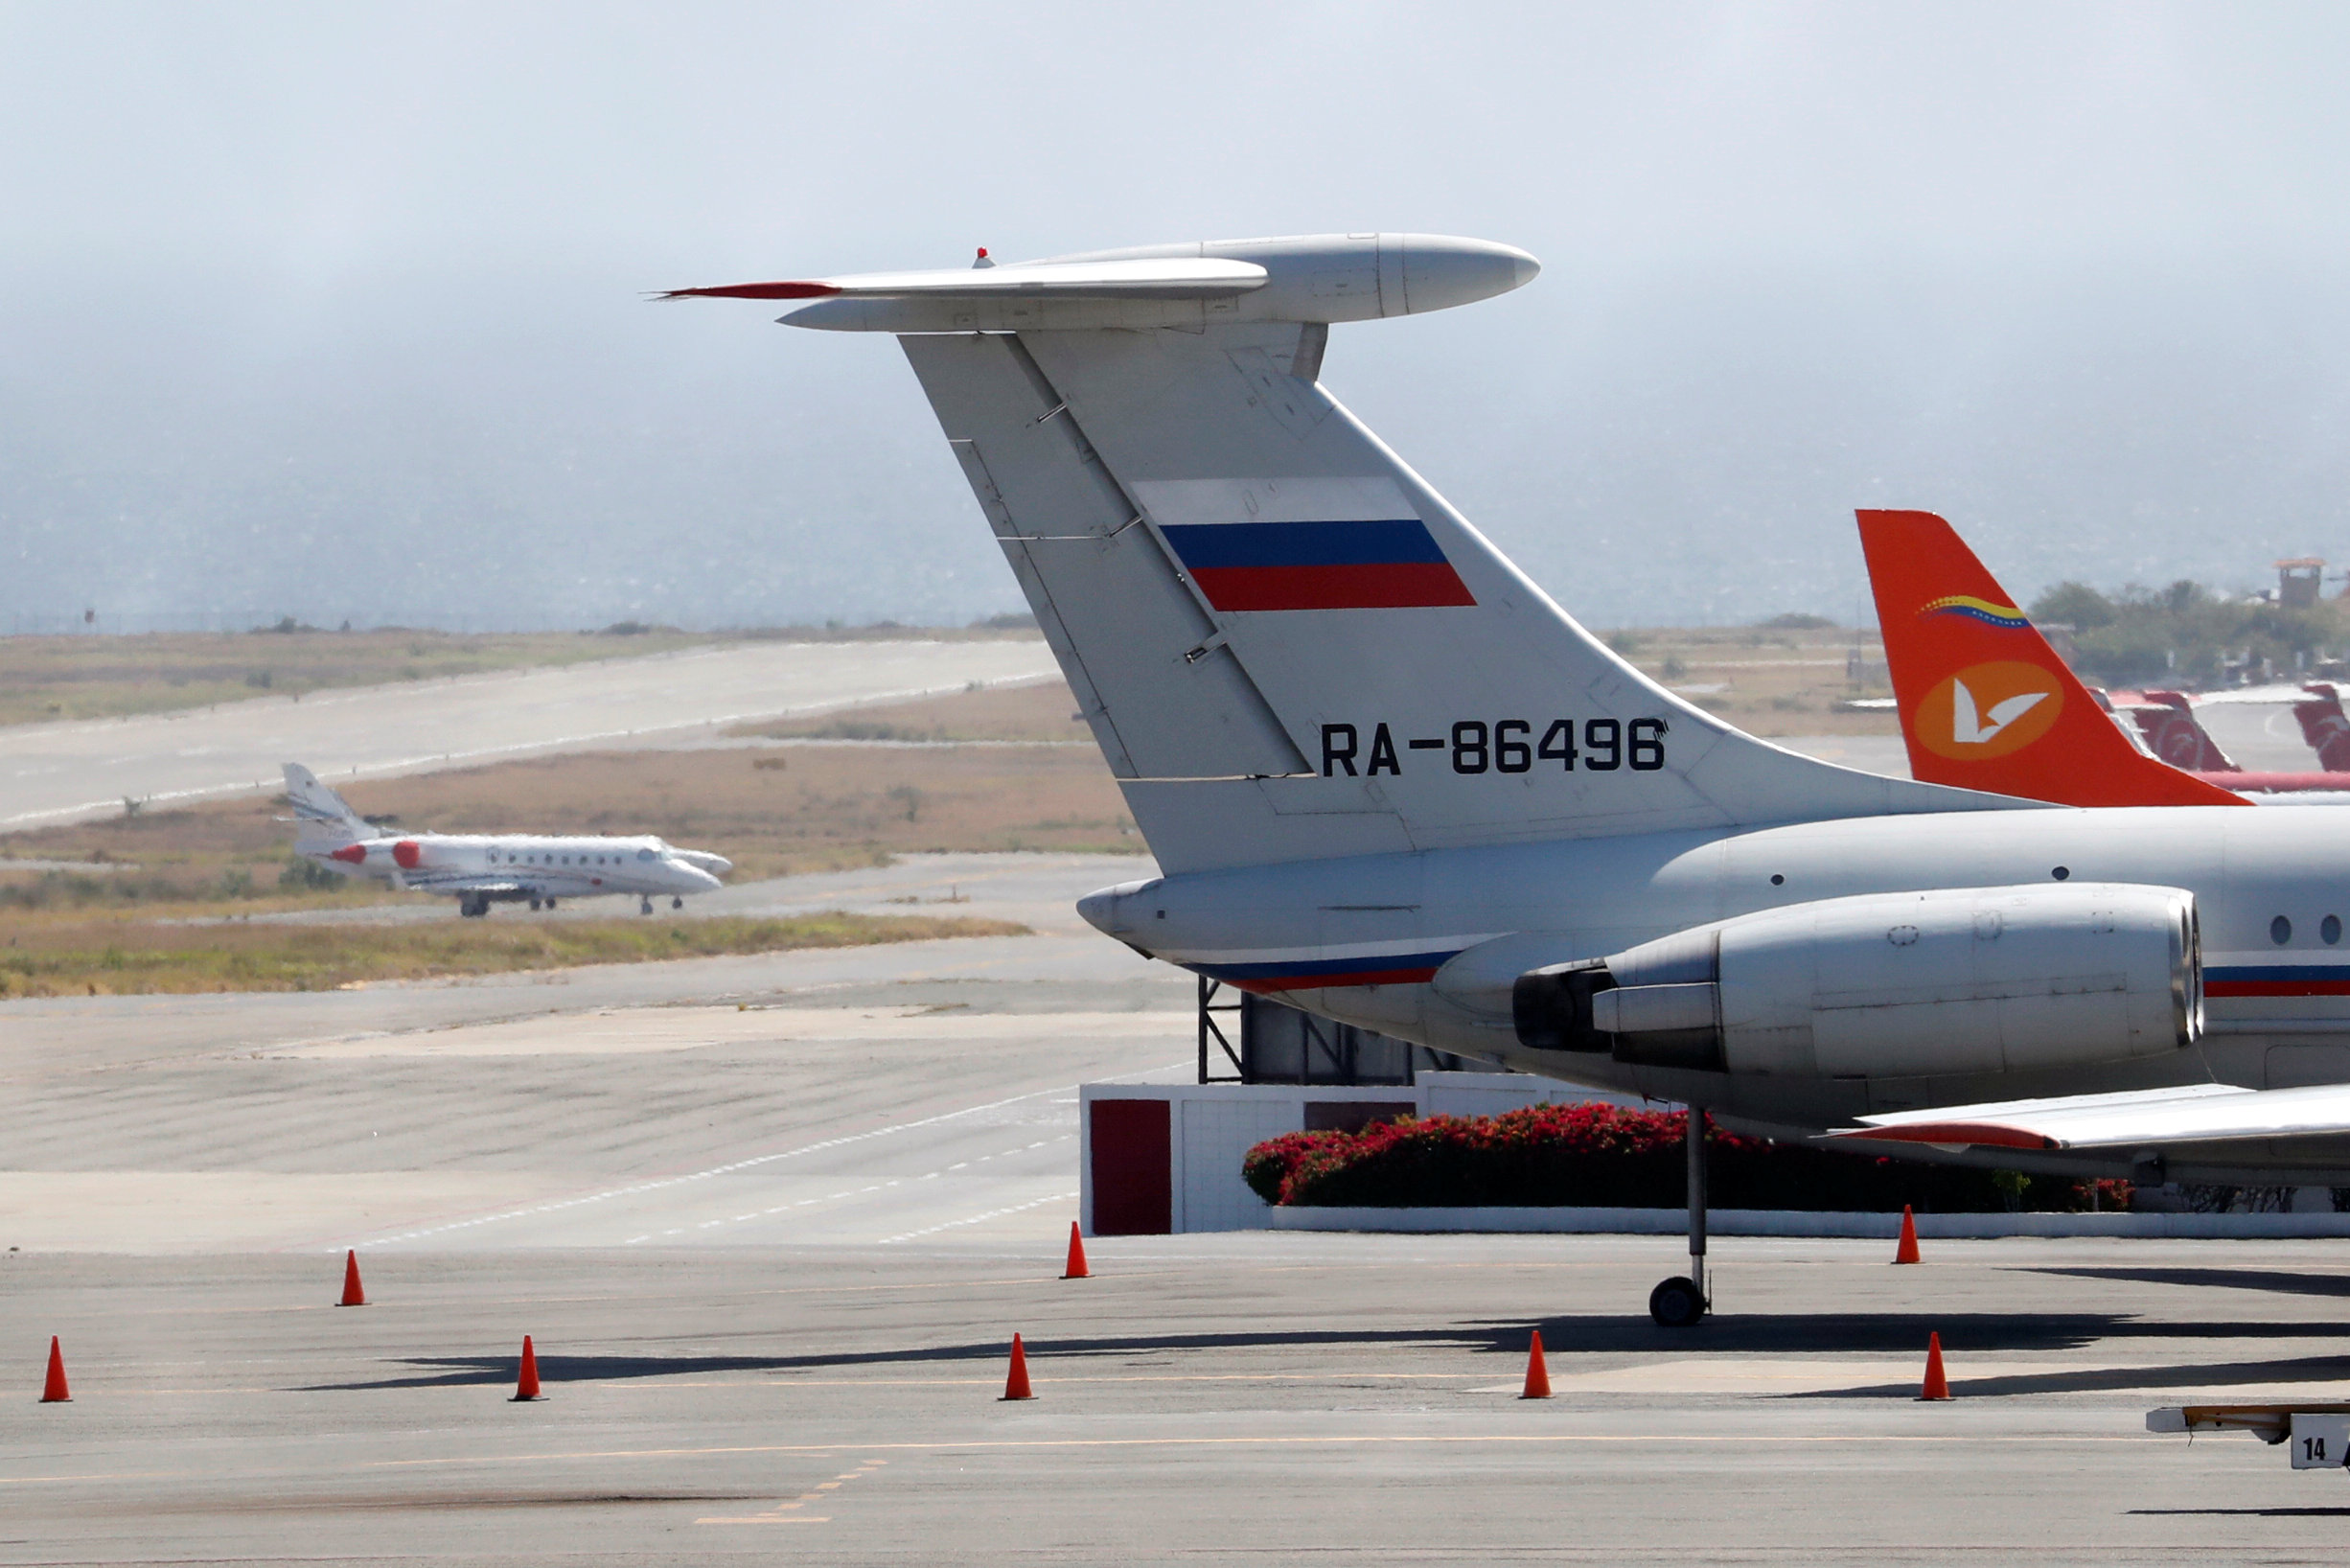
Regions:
[[0, 621, 1040, 727], [0, 680, 1135, 924], [1601, 621, 1899, 736], [0, 911, 1024, 998]]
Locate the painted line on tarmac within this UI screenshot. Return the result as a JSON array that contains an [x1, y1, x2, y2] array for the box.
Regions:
[[614, 1372, 1501, 1388], [0, 1431, 2152, 1487], [358, 1432, 2145, 1471], [876, 1188, 1077, 1244]]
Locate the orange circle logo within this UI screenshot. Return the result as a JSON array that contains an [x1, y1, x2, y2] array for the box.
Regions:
[[1915, 661, 2064, 761]]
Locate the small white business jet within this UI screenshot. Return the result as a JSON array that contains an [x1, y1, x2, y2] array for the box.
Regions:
[[283, 763, 729, 918]]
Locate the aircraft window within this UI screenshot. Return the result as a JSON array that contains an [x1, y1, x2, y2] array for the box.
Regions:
[[638, 848, 656, 861], [2326, 915, 2342, 946], [2050, 865, 2070, 881], [2271, 915, 2293, 946]]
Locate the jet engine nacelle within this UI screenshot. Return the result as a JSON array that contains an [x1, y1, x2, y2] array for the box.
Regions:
[[1509, 883, 2200, 1079]]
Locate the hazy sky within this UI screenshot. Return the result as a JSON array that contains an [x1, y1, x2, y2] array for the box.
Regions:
[[8, 3, 2350, 632]]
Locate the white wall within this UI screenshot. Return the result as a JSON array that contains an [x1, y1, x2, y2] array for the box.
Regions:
[[1081, 1073, 1641, 1234]]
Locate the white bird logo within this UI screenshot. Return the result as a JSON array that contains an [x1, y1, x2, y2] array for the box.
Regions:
[[1951, 679, 2050, 746]]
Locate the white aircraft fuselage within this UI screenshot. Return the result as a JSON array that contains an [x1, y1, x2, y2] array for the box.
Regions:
[[673, 228, 2350, 1311], [284, 761, 728, 916], [311, 831, 726, 911], [1082, 803, 2350, 1179]]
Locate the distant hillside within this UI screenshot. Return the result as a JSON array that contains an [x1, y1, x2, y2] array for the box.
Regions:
[[2029, 580, 2350, 687]]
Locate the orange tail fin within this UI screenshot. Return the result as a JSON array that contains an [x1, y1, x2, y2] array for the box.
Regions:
[[1856, 510, 2243, 807]]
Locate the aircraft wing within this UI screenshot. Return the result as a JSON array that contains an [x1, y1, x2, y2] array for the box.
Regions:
[[395, 873, 526, 896], [1830, 1081, 2350, 1151]]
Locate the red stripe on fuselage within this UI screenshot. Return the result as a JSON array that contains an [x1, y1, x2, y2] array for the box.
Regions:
[[2207, 980, 2350, 997], [1226, 964, 1443, 994]]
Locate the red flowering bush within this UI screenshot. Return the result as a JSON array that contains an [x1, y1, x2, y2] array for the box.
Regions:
[[1244, 1104, 2128, 1213]]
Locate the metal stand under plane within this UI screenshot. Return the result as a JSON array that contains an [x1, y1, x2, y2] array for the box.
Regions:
[[1648, 1107, 1710, 1327]]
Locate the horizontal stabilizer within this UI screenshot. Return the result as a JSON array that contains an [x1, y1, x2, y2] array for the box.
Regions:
[[660, 256, 1269, 303], [667, 234, 1539, 334], [1832, 1081, 2350, 1151]]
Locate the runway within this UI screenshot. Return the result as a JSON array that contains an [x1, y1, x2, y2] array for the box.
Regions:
[[0, 637, 1059, 828]]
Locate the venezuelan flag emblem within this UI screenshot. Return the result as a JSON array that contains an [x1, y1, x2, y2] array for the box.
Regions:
[[1918, 594, 2032, 630]]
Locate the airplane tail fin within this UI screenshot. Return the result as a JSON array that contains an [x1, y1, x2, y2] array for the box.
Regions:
[[684, 234, 2031, 873], [1857, 510, 2243, 808], [282, 763, 375, 842], [2292, 683, 2350, 772], [2120, 692, 2239, 772]]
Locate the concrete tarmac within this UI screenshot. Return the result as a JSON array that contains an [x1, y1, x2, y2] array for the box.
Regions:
[[9, 1238, 2350, 1563], [0, 638, 1058, 828]]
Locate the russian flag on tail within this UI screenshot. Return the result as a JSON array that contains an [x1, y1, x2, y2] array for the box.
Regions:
[[1161, 519, 1475, 611], [1135, 476, 1476, 612]]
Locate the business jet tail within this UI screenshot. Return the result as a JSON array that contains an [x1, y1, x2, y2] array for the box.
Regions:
[[282, 763, 378, 844]]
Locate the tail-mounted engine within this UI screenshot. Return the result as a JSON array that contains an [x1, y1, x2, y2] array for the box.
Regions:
[[1509, 883, 2200, 1079]]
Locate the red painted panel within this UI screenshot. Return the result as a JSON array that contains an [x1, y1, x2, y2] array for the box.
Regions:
[[1089, 1099, 1172, 1236], [1189, 562, 1476, 612]]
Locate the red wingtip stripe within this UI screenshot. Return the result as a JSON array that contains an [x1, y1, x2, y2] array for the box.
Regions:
[[659, 281, 841, 301]]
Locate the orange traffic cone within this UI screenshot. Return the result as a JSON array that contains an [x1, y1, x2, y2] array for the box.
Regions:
[[511, 1336, 545, 1402], [39, 1337, 70, 1403], [1001, 1334, 1036, 1401], [1893, 1206, 1922, 1265], [338, 1250, 368, 1306], [1520, 1329, 1552, 1399], [1062, 1222, 1090, 1280], [1919, 1331, 1950, 1401]]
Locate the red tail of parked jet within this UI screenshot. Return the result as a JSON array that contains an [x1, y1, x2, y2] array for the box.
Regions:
[[1856, 509, 2245, 808], [2293, 683, 2350, 772]]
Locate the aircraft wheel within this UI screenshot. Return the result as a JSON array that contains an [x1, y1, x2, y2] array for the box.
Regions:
[[640, 898, 654, 915], [528, 898, 541, 911], [546, 898, 558, 911], [1648, 1276, 1707, 1328], [672, 896, 683, 909]]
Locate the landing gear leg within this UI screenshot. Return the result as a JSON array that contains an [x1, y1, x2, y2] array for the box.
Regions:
[[1648, 1105, 1710, 1328], [528, 898, 542, 911]]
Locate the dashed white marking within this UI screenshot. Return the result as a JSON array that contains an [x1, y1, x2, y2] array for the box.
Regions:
[[349, 1081, 1096, 1248], [877, 1190, 1078, 1245]]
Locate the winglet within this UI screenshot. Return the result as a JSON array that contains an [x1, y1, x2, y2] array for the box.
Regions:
[[1856, 511, 2245, 807]]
